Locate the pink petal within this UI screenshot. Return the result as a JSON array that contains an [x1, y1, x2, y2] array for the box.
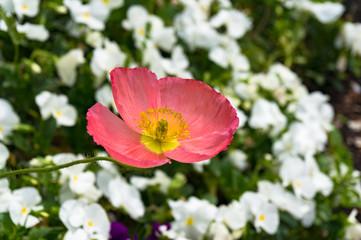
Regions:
[[159, 77, 239, 138], [110, 67, 160, 131], [165, 129, 235, 163], [87, 103, 169, 168]]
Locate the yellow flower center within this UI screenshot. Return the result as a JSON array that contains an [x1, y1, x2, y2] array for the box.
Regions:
[[22, 4, 28, 10], [88, 221, 93, 227], [138, 28, 145, 36], [102, 0, 109, 4], [259, 214, 265, 221], [21, 207, 27, 214], [73, 175, 78, 181], [0, 125, 2, 133], [83, 13, 90, 18], [136, 106, 190, 154], [56, 110, 62, 117], [186, 217, 194, 226], [296, 181, 301, 188]]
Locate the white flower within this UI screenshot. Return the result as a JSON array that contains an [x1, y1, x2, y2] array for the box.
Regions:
[[90, 39, 126, 86], [168, 197, 217, 240], [208, 222, 233, 240], [13, 0, 39, 19], [56, 49, 85, 87], [284, 0, 344, 24], [273, 121, 327, 159], [16, 23, 49, 41], [0, 98, 20, 141], [234, 82, 258, 100], [60, 199, 110, 240], [91, 0, 123, 10], [0, 0, 14, 14], [210, 9, 252, 39], [0, 142, 9, 169], [209, 36, 250, 72], [249, 99, 287, 137], [279, 157, 316, 199], [295, 92, 334, 131], [35, 91, 78, 127], [64, 0, 109, 30], [95, 84, 116, 111], [122, 5, 149, 48], [142, 40, 166, 78], [85, 30, 103, 48], [240, 192, 279, 234], [161, 45, 193, 79], [97, 169, 145, 219], [339, 22, 361, 56], [228, 149, 248, 171], [148, 15, 177, 52], [345, 209, 361, 240], [0, 179, 12, 213], [215, 201, 247, 230], [130, 170, 172, 194], [191, 159, 211, 173], [9, 187, 42, 228]]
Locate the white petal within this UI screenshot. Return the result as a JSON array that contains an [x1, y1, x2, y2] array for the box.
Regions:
[[0, 142, 9, 169]]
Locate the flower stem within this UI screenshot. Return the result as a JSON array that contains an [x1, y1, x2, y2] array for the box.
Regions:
[[0, 156, 140, 179]]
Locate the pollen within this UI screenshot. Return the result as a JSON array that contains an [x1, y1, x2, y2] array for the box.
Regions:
[[88, 221, 93, 227], [186, 217, 194, 226], [22, 4, 28, 10], [136, 106, 190, 154], [83, 13, 90, 18], [259, 214, 265, 221], [73, 175, 78, 181], [56, 110, 62, 117], [21, 207, 27, 214]]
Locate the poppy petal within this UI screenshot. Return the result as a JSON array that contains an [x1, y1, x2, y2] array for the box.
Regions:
[[159, 77, 239, 139], [87, 103, 169, 168], [110, 67, 160, 131], [164, 129, 235, 163]]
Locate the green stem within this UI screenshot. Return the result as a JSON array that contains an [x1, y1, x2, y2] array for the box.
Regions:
[[14, 43, 19, 63], [0, 157, 139, 179]]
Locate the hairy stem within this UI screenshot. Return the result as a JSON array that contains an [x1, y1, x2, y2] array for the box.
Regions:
[[0, 157, 138, 179]]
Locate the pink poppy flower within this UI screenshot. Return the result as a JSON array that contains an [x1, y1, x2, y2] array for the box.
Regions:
[[87, 67, 239, 168]]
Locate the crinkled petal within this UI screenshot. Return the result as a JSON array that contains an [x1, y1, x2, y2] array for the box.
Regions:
[[87, 103, 168, 168], [110, 67, 160, 131], [159, 77, 239, 138], [165, 129, 235, 163]]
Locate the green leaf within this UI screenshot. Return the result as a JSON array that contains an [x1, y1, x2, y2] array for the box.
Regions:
[[0, 8, 23, 45]]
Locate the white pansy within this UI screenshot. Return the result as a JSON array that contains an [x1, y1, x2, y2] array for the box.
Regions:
[[0, 142, 9, 169], [345, 209, 361, 240], [0, 98, 20, 141], [56, 49, 85, 87], [130, 170, 172, 194], [168, 197, 217, 240], [279, 157, 316, 199], [17, 23, 49, 42], [9, 187, 42, 228], [338, 22, 361, 56], [209, 37, 250, 72], [95, 84, 116, 111], [234, 82, 258, 100], [35, 91, 77, 127], [85, 30, 103, 48], [64, 0, 109, 30], [0, 0, 14, 13], [249, 99, 287, 137], [191, 159, 211, 173], [251, 73, 280, 91], [60, 199, 110, 240], [284, 0, 344, 24], [208, 222, 233, 240], [257, 181, 311, 220], [97, 169, 145, 219], [148, 15, 177, 52], [122, 5, 149, 48], [0, 179, 12, 213], [295, 92, 334, 131], [228, 149, 247, 171], [273, 121, 327, 159], [305, 154, 333, 196], [210, 9, 252, 39], [13, 0, 39, 19], [161, 45, 193, 79], [90, 39, 126, 86], [142, 40, 166, 78], [300, 200, 316, 227], [91, 0, 123, 10], [268, 63, 302, 90], [215, 201, 247, 230], [240, 192, 279, 234]]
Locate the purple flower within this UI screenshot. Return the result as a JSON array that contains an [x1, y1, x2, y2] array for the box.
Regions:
[[147, 222, 171, 240], [110, 222, 133, 240]]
